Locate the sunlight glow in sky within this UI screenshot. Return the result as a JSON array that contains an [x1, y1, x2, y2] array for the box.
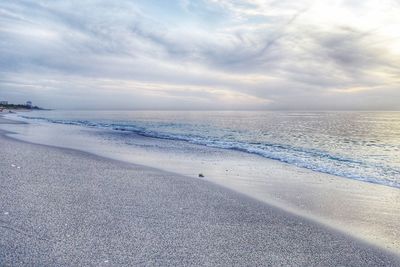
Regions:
[[1, 0, 400, 110]]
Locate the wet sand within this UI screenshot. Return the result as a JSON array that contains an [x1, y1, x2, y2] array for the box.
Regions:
[[1, 119, 400, 265]]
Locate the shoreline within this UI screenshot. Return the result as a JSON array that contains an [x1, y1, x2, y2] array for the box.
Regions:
[[1, 125, 400, 265], [1, 115, 400, 254]]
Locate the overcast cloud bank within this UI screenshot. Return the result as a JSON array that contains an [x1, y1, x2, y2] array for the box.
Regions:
[[1, 0, 399, 110]]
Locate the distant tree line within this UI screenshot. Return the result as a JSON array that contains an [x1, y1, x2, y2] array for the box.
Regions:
[[0, 104, 43, 110]]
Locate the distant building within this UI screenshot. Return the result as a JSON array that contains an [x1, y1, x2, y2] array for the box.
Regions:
[[0, 101, 8, 105], [26, 101, 32, 108]]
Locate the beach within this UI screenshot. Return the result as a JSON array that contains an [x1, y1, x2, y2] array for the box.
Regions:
[[3, 111, 400, 254], [1, 117, 400, 265], [3, 0, 400, 264]]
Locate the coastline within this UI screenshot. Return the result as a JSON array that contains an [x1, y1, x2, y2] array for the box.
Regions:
[[1, 121, 400, 265], [2, 114, 400, 255]]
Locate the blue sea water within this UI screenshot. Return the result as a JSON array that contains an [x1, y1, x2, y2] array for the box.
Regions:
[[18, 110, 400, 188]]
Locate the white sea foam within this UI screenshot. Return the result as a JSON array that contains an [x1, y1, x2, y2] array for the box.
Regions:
[[14, 110, 400, 188]]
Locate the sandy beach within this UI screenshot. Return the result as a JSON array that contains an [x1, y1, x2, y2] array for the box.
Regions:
[[1, 118, 400, 266], [3, 0, 400, 264], [3, 112, 400, 254]]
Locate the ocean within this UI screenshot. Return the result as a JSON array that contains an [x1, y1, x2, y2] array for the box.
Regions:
[[16, 110, 400, 188]]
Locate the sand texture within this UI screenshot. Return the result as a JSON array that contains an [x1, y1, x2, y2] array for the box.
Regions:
[[1, 129, 399, 266]]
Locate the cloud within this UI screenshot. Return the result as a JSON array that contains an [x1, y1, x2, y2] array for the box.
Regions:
[[0, 0, 400, 110]]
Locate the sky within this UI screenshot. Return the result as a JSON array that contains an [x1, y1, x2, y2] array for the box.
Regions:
[[0, 0, 400, 110]]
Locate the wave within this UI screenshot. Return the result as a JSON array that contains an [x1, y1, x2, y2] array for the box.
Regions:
[[20, 115, 400, 188]]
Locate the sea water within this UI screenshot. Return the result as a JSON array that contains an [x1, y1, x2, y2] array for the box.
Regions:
[[16, 110, 400, 188]]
